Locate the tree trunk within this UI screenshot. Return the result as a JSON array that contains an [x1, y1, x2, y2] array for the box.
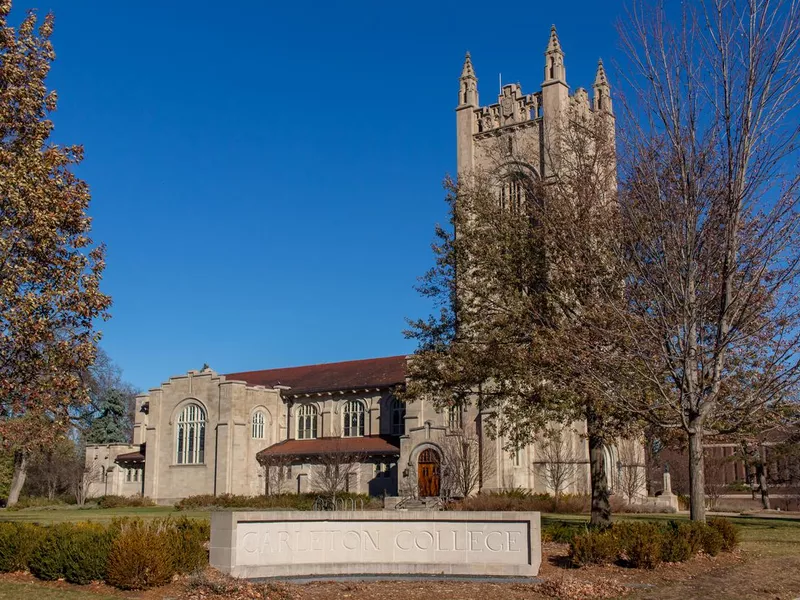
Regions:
[[756, 462, 770, 510], [7, 450, 28, 506], [688, 426, 706, 522], [587, 407, 610, 527]]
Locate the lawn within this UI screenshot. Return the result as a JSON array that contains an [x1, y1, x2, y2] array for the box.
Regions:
[[0, 580, 120, 599]]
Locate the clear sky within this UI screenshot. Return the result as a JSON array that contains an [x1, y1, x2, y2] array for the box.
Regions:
[[10, 0, 625, 390]]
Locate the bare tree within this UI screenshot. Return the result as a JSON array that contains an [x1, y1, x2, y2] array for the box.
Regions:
[[440, 428, 495, 499], [609, 0, 800, 521], [259, 454, 295, 496], [532, 429, 580, 503], [617, 438, 647, 503], [310, 447, 365, 497], [72, 461, 102, 507]]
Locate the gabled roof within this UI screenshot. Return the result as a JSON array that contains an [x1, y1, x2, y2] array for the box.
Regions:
[[225, 355, 407, 396], [257, 435, 401, 460]]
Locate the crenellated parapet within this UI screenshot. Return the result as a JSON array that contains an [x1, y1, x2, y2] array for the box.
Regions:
[[473, 85, 542, 139], [456, 25, 613, 177]]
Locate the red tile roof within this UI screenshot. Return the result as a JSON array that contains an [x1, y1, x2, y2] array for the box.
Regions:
[[257, 435, 400, 460], [225, 355, 407, 395]]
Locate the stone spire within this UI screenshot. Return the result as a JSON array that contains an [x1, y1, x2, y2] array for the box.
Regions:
[[458, 51, 478, 107], [544, 25, 566, 83], [546, 24, 562, 55], [593, 58, 613, 113], [460, 51, 476, 80]]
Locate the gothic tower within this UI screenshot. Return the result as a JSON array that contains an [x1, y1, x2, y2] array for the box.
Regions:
[[455, 26, 614, 185]]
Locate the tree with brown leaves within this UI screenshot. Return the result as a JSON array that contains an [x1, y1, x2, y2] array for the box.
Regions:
[[404, 100, 639, 526], [0, 2, 111, 504]]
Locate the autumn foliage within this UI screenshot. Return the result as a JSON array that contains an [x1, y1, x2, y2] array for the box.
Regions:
[[0, 0, 111, 500]]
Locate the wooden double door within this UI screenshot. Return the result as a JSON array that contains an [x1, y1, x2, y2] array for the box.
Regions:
[[417, 449, 441, 497]]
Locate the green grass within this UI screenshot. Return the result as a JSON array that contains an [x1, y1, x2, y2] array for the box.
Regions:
[[0, 505, 209, 523], [0, 581, 120, 599]]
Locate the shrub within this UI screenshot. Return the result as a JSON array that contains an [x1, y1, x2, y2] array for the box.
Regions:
[[614, 522, 663, 569], [174, 492, 374, 511], [6, 496, 69, 511], [96, 495, 155, 509], [168, 517, 210, 574], [542, 521, 580, 544], [708, 518, 739, 552], [701, 526, 724, 556], [0, 522, 44, 572], [62, 523, 113, 584], [29, 523, 74, 580], [449, 492, 590, 514], [660, 523, 693, 563], [106, 520, 176, 590], [568, 528, 620, 566]]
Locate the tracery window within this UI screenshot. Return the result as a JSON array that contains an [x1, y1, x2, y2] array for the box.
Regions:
[[252, 411, 266, 439], [343, 400, 365, 437], [296, 404, 318, 440], [176, 403, 206, 464], [499, 173, 534, 213], [390, 398, 406, 435], [447, 406, 463, 430]]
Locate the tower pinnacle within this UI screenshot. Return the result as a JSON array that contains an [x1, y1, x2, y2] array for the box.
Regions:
[[546, 25, 562, 55], [593, 58, 612, 113], [458, 51, 478, 107], [460, 51, 476, 80], [544, 25, 566, 83]]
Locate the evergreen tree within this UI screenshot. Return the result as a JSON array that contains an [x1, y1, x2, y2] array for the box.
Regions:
[[85, 388, 131, 444]]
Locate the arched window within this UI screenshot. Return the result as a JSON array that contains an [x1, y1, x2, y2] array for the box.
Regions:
[[176, 403, 206, 464], [390, 398, 406, 435], [252, 411, 266, 439], [296, 404, 318, 440], [343, 400, 365, 437]]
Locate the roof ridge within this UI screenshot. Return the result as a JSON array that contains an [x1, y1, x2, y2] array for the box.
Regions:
[[225, 354, 407, 376]]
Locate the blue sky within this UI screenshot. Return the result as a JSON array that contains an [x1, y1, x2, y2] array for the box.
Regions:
[[11, 0, 624, 390]]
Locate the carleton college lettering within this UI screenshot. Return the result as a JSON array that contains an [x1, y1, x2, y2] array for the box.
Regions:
[[211, 511, 541, 578], [239, 526, 524, 556]]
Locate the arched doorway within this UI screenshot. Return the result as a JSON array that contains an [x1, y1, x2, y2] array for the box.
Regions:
[[418, 448, 440, 497]]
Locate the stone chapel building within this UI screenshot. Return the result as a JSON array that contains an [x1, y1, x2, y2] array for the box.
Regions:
[[86, 27, 641, 504]]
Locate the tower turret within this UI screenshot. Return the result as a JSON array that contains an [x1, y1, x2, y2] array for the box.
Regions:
[[593, 58, 612, 114], [541, 25, 569, 178]]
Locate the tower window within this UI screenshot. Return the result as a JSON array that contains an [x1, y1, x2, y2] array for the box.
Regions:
[[447, 405, 463, 430], [390, 398, 406, 435]]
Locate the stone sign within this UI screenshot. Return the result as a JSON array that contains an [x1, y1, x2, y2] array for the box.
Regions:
[[210, 510, 541, 578]]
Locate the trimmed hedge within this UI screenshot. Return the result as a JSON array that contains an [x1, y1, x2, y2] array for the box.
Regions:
[[0, 522, 44, 572], [568, 518, 739, 569], [96, 495, 155, 509], [175, 492, 374, 511], [0, 517, 210, 590]]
